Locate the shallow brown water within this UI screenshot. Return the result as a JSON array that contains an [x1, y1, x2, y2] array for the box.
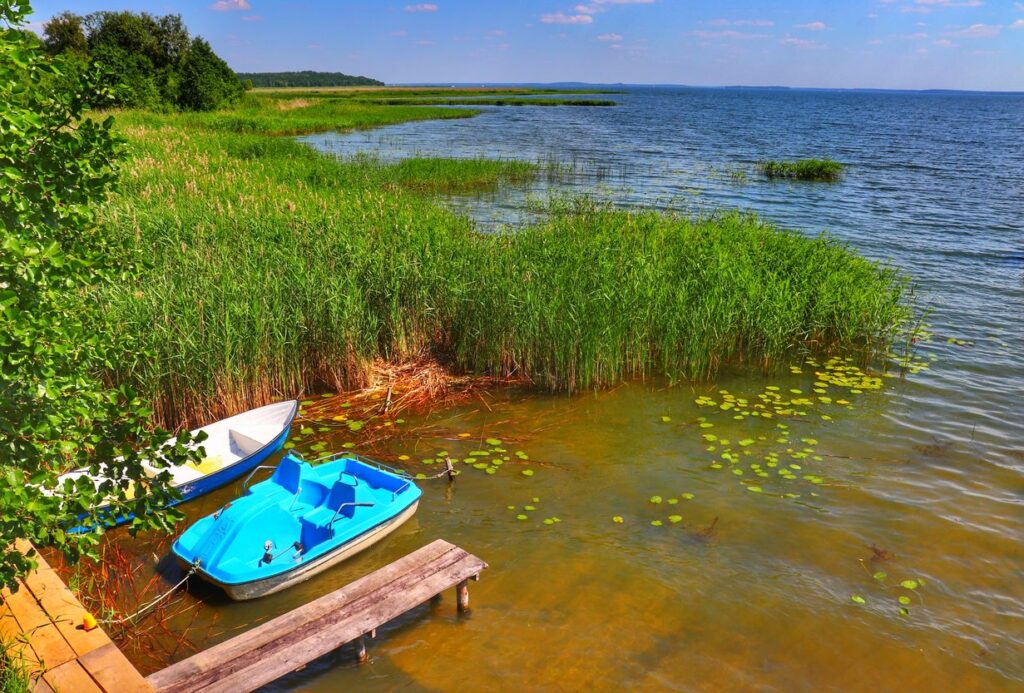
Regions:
[[101, 352, 1023, 691]]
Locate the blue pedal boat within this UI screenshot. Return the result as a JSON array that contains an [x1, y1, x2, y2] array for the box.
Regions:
[[58, 400, 298, 533], [172, 451, 422, 600]]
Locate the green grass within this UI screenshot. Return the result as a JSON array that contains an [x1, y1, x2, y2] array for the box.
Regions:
[[96, 100, 908, 427], [759, 159, 844, 182], [0, 641, 32, 693]]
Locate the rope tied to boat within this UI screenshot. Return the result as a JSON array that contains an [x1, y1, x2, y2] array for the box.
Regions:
[[98, 560, 200, 626]]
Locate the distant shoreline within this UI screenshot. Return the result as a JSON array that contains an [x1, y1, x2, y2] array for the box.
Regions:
[[389, 82, 1024, 96]]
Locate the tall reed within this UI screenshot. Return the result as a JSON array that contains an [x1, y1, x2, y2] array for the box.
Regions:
[[97, 106, 908, 427]]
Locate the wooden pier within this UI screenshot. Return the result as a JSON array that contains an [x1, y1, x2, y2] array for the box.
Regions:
[[146, 539, 487, 693], [0, 542, 151, 693]]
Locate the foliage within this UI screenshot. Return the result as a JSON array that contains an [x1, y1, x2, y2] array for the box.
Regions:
[[40, 8, 239, 111], [0, 0, 201, 591], [238, 70, 383, 88], [759, 159, 844, 182], [99, 101, 909, 426], [177, 37, 243, 112]]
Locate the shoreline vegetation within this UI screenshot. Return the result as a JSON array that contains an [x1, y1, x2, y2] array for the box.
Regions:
[[759, 159, 844, 181], [95, 90, 910, 428]]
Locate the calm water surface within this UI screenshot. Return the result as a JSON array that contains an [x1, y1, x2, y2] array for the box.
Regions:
[[129, 88, 1022, 691]]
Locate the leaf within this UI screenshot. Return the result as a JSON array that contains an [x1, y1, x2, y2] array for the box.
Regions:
[[650, 495, 663, 504], [668, 515, 682, 524], [661, 415, 671, 422], [650, 520, 663, 527], [612, 516, 624, 523], [872, 571, 887, 581], [900, 580, 919, 590], [898, 596, 911, 605], [485, 438, 502, 446], [851, 595, 866, 605], [898, 607, 910, 617], [521, 469, 534, 477]]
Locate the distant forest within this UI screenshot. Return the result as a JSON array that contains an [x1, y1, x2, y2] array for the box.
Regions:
[[239, 70, 384, 88]]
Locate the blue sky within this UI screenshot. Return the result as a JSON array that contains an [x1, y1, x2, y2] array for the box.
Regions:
[[25, 1, 1024, 90]]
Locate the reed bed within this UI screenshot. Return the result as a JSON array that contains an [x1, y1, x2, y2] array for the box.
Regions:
[[97, 106, 907, 428], [759, 159, 844, 181]]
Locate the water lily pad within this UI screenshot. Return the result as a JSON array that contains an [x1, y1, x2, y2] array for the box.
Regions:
[[650, 495, 663, 504], [668, 515, 683, 524], [415, 473, 426, 480], [516, 514, 528, 521], [612, 516, 624, 523], [485, 438, 502, 446], [651, 520, 663, 527], [739, 439, 755, 447], [699, 422, 714, 429], [873, 571, 887, 581], [898, 607, 910, 616], [486, 468, 497, 474], [521, 469, 534, 477], [898, 595, 911, 605], [667, 498, 679, 505], [661, 415, 672, 422], [747, 486, 763, 493], [543, 518, 554, 525], [398, 454, 410, 461], [524, 505, 536, 511], [283, 442, 295, 450], [851, 595, 866, 605], [681, 493, 695, 500], [342, 442, 355, 449], [900, 580, 919, 590]]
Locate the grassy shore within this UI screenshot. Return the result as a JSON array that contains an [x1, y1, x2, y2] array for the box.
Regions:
[[96, 95, 907, 427]]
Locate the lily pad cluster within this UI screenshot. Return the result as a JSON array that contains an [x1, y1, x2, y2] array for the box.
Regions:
[[508, 497, 560, 525], [407, 437, 537, 479], [687, 357, 892, 498], [852, 571, 928, 617]]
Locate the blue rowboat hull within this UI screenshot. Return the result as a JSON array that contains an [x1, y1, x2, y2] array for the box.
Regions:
[[65, 400, 298, 533]]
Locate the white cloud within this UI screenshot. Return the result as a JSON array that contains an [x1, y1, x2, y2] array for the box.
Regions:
[[905, 0, 983, 13], [933, 38, 956, 45], [691, 30, 770, 40], [596, 32, 623, 40], [948, 23, 1001, 38], [209, 0, 250, 11], [797, 21, 827, 31], [541, 11, 594, 24], [895, 32, 929, 39], [706, 18, 774, 27], [404, 3, 438, 12], [780, 35, 823, 48], [1011, 19, 1024, 29], [573, 0, 655, 16]]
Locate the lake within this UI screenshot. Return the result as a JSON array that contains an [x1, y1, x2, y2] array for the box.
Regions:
[[126, 87, 1024, 690]]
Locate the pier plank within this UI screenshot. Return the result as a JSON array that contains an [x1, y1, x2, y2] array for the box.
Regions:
[[147, 539, 486, 693]]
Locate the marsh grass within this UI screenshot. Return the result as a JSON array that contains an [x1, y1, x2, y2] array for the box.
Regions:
[[759, 159, 844, 182], [0, 641, 32, 693], [97, 101, 909, 427]]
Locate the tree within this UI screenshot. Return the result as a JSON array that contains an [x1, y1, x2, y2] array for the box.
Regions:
[[0, 0, 202, 590], [41, 10, 85, 55], [177, 37, 243, 111]]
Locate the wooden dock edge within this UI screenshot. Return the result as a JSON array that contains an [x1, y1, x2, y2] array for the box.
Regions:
[[146, 539, 487, 693], [0, 541, 151, 693]]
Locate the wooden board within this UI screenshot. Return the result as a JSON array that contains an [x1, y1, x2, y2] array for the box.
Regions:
[[147, 539, 487, 693], [4, 542, 153, 693]]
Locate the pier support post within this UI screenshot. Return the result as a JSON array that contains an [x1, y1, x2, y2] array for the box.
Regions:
[[456, 579, 470, 613], [355, 635, 368, 664], [444, 458, 455, 483]]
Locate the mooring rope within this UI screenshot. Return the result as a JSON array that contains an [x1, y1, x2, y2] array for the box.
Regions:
[[99, 562, 199, 626]]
